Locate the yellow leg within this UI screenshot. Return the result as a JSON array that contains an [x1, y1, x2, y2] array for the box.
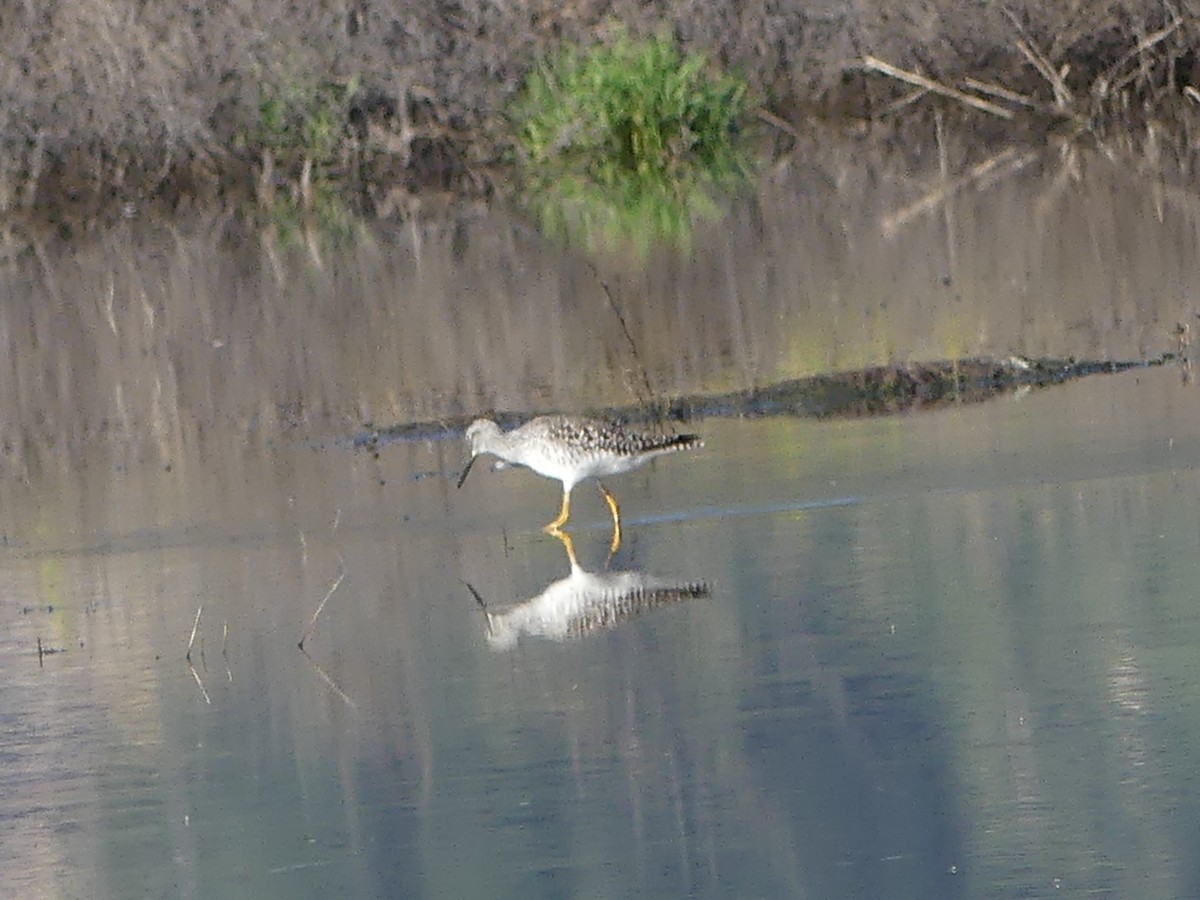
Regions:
[[598, 483, 622, 555], [544, 489, 572, 533], [549, 528, 580, 568]]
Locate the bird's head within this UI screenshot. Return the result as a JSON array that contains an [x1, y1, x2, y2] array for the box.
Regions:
[[457, 418, 502, 488]]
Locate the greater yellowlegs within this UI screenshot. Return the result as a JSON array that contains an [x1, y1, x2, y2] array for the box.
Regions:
[[466, 530, 709, 649], [456, 415, 703, 542]]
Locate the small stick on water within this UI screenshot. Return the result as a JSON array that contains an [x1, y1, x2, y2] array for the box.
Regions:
[[881, 147, 1038, 234], [299, 647, 359, 710], [188, 662, 212, 705], [299, 561, 346, 650], [935, 109, 958, 280], [37, 636, 44, 667], [585, 259, 655, 411], [186, 605, 203, 662], [222, 621, 233, 682]]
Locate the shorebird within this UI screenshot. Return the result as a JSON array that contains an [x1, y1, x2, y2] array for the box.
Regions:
[[466, 531, 710, 649], [456, 415, 703, 543]]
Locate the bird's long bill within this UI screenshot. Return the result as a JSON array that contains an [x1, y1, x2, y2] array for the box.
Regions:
[[456, 454, 478, 489]]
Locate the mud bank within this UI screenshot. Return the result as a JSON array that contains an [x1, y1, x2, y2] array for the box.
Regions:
[[359, 355, 1184, 452]]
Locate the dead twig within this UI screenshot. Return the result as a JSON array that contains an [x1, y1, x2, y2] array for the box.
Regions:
[[1013, 39, 1073, 108], [879, 88, 931, 117], [1104, 19, 1182, 96], [1034, 142, 1082, 221], [299, 560, 346, 650], [586, 260, 656, 418], [299, 647, 359, 710], [1003, 9, 1073, 109], [755, 107, 804, 140], [861, 55, 1014, 119], [188, 661, 212, 705], [934, 110, 958, 279], [881, 147, 1039, 234], [186, 605, 202, 662], [961, 77, 1037, 109]]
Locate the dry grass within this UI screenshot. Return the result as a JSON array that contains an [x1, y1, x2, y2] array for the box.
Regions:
[[0, 0, 1197, 222]]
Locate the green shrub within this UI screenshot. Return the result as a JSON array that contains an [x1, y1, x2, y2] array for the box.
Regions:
[[512, 32, 751, 250], [251, 74, 359, 240], [257, 76, 357, 169]]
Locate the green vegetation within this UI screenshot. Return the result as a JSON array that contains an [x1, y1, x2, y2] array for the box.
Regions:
[[511, 32, 751, 251], [0, 2, 1196, 227], [257, 78, 355, 170], [251, 75, 361, 241]]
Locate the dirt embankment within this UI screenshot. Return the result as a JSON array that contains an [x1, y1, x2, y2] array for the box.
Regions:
[[2, 0, 1198, 225]]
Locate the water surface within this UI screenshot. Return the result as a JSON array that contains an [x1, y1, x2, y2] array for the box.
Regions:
[[4, 154, 1200, 898], [5, 366, 1200, 898]]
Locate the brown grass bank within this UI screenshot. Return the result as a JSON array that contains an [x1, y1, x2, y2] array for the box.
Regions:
[[1, 0, 1198, 226]]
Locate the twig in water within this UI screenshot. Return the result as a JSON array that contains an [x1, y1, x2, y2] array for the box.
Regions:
[[186, 605, 203, 662], [585, 259, 656, 416], [881, 148, 1039, 234], [102, 274, 118, 335], [35, 637, 64, 665], [1033, 143, 1081, 220], [299, 647, 359, 710], [299, 561, 346, 650], [934, 110, 958, 281], [861, 55, 1014, 119], [188, 662, 212, 705]]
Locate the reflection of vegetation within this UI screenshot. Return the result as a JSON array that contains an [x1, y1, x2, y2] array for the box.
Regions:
[[251, 75, 359, 242], [512, 32, 751, 251]]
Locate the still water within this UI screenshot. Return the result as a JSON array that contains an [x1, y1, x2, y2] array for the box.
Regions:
[[6, 368, 1200, 898], [4, 153, 1200, 898]]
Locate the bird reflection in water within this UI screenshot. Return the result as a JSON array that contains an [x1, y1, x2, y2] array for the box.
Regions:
[[466, 530, 709, 650]]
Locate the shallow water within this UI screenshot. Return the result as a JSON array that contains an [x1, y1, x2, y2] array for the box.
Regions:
[[4, 152, 1200, 898], [5, 366, 1200, 898]]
